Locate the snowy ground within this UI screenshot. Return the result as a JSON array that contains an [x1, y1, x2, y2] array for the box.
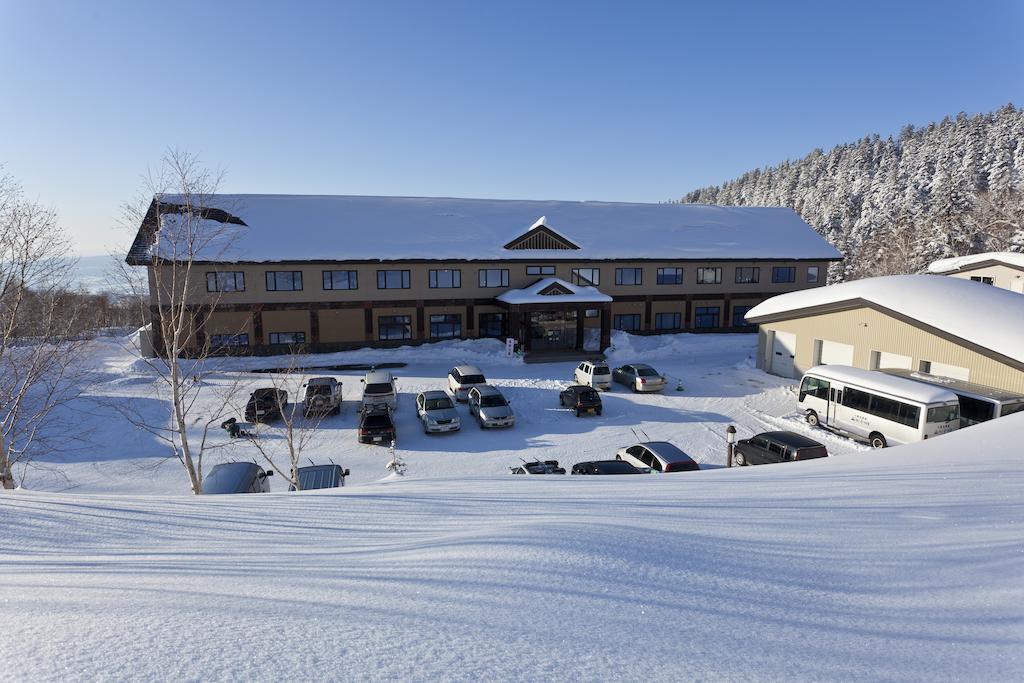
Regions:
[[25, 331, 868, 494], [2, 414, 1022, 681]]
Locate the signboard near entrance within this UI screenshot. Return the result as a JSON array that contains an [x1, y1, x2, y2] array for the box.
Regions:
[[506, 337, 516, 357]]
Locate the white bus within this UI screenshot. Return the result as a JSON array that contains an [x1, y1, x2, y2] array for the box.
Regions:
[[797, 365, 960, 448], [881, 369, 1024, 428]]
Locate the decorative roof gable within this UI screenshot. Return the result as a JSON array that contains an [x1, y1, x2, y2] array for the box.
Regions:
[[537, 281, 574, 296], [503, 216, 580, 251]]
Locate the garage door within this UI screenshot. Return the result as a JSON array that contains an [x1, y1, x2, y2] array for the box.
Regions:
[[928, 361, 970, 381], [770, 331, 798, 378], [1011, 278, 1024, 294], [875, 351, 912, 370], [817, 340, 854, 366]]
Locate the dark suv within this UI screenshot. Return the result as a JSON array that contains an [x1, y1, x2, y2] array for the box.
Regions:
[[559, 385, 603, 417], [245, 388, 288, 423], [734, 431, 828, 466], [358, 407, 396, 446]]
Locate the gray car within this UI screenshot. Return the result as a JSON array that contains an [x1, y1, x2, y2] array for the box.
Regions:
[[203, 462, 274, 494], [468, 385, 515, 429], [416, 390, 461, 434], [612, 363, 667, 393]]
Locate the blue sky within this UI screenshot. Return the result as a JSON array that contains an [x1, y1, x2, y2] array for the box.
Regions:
[[1, 0, 1021, 255]]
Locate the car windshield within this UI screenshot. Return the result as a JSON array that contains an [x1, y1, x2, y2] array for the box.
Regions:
[[480, 395, 507, 407], [203, 463, 256, 494], [424, 397, 453, 410], [636, 367, 660, 377], [593, 365, 609, 375], [459, 374, 486, 385], [364, 382, 393, 395], [363, 414, 392, 428], [927, 403, 960, 424]]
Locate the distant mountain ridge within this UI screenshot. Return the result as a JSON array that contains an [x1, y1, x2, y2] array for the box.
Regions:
[[681, 103, 1024, 280]]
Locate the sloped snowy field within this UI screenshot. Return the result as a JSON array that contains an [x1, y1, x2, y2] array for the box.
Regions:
[[2, 415, 1022, 681]]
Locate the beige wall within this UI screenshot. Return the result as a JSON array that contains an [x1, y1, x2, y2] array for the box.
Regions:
[[945, 264, 1024, 292], [262, 310, 311, 342], [318, 309, 366, 344], [758, 306, 1024, 393]]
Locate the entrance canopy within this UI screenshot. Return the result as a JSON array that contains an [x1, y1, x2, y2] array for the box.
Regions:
[[496, 278, 612, 306], [495, 278, 612, 355]]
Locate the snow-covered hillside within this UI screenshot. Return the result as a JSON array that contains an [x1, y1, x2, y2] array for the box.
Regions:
[[2, 413, 1022, 681]]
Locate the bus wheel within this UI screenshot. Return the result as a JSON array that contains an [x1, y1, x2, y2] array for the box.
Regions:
[[806, 411, 820, 427], [869, 433, 887, 449]]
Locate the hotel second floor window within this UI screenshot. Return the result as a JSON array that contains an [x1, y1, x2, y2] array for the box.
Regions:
[[206, 271, 245, 292], [526, 265, 555, 276], [377, 270, 411, 289], [430, 314, 462, 339], [429, 269, 462, 288], [656, 267, 683, 285], [807, 266, 820, 283], [772, 266, 796, 283], [694, 306, 720, 328], [613, 313, 641, 331], [478, 269, 509, 288], [266, 271, 302, 291], [571, 268, 600, 286], [655, 312, 682, 330], [735, 267, 760, 284], [378, 315, 412, 340], [615, 268, 643, 286], [209, 333, 249, 348], [696, 267, 722, 284], [731, 305, 754, 327], [268, 332, 305, 345], [323, 270, 358, 290], [479, 312, 506, 338]]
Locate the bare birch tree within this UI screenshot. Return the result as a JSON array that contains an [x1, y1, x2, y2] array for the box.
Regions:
[[114, 150, 248, 494]]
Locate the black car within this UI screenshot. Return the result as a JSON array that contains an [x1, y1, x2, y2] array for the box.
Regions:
[[358, 407, 396, 445], [290, 464, 350, 491], [734, 431, 828, 466], [245, 388, 288, 423], [571, 460, 645, 475], [559, 385, 603, 417], [203, 462, 274, 494]]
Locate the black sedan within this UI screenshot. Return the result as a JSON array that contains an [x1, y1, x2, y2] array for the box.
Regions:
[[571, 460, 645, 475], [559, 384, 603, 417]]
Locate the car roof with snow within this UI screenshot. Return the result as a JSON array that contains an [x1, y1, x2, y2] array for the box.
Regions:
[[452, 365, 484, 376], [745, 274, 1024, 366], [363, 369, 394, 384]]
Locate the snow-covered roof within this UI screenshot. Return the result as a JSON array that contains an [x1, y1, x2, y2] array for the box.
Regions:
[[746, 275, 1024, 365], [928, 252, 1024, 273], [496, 277, 613, 305], [804, 365, 959, 404], [131, 194, 843, 263]]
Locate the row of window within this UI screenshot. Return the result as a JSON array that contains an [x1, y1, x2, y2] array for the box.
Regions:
[[208, 266, 819, 292], [613, 305, 754, 332]]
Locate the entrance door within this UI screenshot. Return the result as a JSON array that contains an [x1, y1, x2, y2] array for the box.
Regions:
[[770, 331, 798, 378], [530, 311, 578, 351]]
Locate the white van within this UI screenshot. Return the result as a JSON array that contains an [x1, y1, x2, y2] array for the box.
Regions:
[[798, 365, 960, 448], [574, 360, 612, 390]]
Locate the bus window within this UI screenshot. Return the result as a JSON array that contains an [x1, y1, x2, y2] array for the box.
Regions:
[[842, 387, 871, 411], [800, 377, 830, 401], [927, 404, 960, 424], [958, 394, 996, 425], [999, 401, 1024, 418]]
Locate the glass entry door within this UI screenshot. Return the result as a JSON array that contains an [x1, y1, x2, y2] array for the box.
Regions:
[[529, 311, 577, 350]]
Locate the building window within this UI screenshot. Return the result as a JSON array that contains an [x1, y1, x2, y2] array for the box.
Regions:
[[731, 305, 754, 327], [479, 313, 506, 338], [209, 333, 249, 348], [655, 312, 682, 330], [694, 306, 720, 328], [584, 309, 600, 318], [571, 268, 600, 286], [735, 267, 759, 284], [268, 332, 305, 345], [526, 265, 555, 276], [378, 315, 412, 340], [429, 269, 462, 288], [265, 271, 303, 291], [206, 271, 245, 292], [478, 269, 509, 288], [377, 270, 411, 289], [656, 267, 683, 285], [429, 314, 462, 339], [322, 270, 358, 290], [970, 276, 994, 285], [772, 267, 796, 283], [807, 266, 820, 283], [696, 267, 722, 284], [615, 268, 643, 286], [613, 314, 641, 331]]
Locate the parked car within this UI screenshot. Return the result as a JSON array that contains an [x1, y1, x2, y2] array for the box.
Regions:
[[612, 363, 667, 393], [467, 385, 515, 428], [361, 369, 398, 411], [203, 462, 273, 494], [244, 388, 288, 423], [616, 441, 699, 473], [358, 407, 396, 445], [447, 365, 487, 402], [559, 384, 603, 416], [510, 459, 566, 475], [734, 431, 828, 466], [416, 390, 461, 434], [303, 377, 342, 418], [574, 360, 613, 391], [290, 464, 350, 491], [571, 460, 645, 475]]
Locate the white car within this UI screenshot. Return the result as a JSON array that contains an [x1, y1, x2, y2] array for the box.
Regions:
[[415, 390, 461, 434], [447, 365, 487, 402], [467, 385, 515, 428], [360, 369, 398, 411], [574, 360, 612, 390], [615, 442, 700, 473]]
